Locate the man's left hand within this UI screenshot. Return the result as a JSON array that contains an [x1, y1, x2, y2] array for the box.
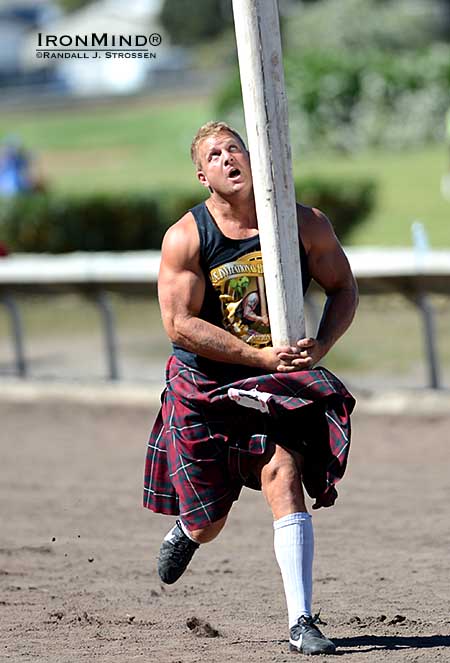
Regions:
[[277, 337, 326, 371]]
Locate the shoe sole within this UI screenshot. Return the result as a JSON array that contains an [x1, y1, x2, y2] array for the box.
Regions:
[[289, 642, 336, 655]]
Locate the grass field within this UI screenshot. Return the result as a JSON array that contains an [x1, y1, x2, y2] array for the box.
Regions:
[[0, 96, 210, 195], [1, 95, 449, 247]]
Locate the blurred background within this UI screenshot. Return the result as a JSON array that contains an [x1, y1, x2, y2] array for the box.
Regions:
[[0, 0, 449, 391]]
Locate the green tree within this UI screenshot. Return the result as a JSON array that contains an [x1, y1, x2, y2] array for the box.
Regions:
[[55, 0, 93, 12], [217, 0, 450, 153], [285, 0, 444, 52], [159, 0, 232, 46]]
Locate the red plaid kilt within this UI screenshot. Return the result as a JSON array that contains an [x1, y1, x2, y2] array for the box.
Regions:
[[143, 356, 355, 530]]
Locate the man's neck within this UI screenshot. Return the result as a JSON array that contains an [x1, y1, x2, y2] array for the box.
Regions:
[[207, 191, 258, 229]]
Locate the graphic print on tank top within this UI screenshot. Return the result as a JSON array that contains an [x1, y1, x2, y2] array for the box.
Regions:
[[209, 250, 272, 347]]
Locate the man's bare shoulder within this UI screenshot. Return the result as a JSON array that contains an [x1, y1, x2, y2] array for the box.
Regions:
[[297, 203, 332, 228], [163, 211, 198, 244], [161, 212, 200, 261]]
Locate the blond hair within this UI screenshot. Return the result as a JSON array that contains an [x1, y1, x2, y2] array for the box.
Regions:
[[190, 121, 247, 170]]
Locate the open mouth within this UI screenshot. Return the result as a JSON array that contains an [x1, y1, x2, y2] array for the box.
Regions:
[[228, 168, 241, 179]]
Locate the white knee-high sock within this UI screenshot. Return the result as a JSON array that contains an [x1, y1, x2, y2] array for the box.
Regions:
[[273, 512, 314, 628], [164, 520, 197, 544]]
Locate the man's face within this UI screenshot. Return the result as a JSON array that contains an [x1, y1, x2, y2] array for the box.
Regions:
[[196, 131, 253, 197]]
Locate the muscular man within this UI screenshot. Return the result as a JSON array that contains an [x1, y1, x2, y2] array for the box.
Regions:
[[144, 121, 357, 655]]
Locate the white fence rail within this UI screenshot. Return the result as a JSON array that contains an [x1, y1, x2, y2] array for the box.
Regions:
[[1, 248, 449, 386]]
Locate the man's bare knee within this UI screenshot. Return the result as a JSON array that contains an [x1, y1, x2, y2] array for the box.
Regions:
[[189, 514, 227, 544], [262, 458, 298, 484], [260, 450, 306, 518]]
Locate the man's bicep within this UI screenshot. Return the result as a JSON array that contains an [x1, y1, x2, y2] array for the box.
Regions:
[[312, 245, 355, 294], [159, 261, 205, 317], [307, 212, 355, 293], [158, 224, 205, 338]]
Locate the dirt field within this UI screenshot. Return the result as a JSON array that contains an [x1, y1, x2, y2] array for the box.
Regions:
[[1, 400, 449, 663]]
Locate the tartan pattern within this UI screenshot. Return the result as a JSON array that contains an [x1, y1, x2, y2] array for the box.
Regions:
[[144, 356, 355, 530]]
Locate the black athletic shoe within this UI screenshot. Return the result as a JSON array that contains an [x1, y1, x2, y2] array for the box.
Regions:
[[289, 614, 336, 655], [157, 520, 199, 584]]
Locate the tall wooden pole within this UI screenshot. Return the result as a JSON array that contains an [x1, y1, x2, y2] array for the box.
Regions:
[[232, 0, 305, 345]]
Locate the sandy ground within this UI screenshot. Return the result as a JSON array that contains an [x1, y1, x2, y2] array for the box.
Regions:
[[1, 400, 450, 663]]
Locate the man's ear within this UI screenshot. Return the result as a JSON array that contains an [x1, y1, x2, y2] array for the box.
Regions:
[[197, 170, 210, 189]]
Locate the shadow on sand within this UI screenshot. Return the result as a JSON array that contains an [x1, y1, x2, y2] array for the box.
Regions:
[[333, 634, 450, 655]]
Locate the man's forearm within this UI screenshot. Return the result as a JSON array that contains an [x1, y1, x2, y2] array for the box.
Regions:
[[316, 286, 358, 356], [171, 315, 263, 367]]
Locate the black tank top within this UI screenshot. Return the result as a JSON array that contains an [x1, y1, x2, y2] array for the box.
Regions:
[[172, 202, 311, 381]]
